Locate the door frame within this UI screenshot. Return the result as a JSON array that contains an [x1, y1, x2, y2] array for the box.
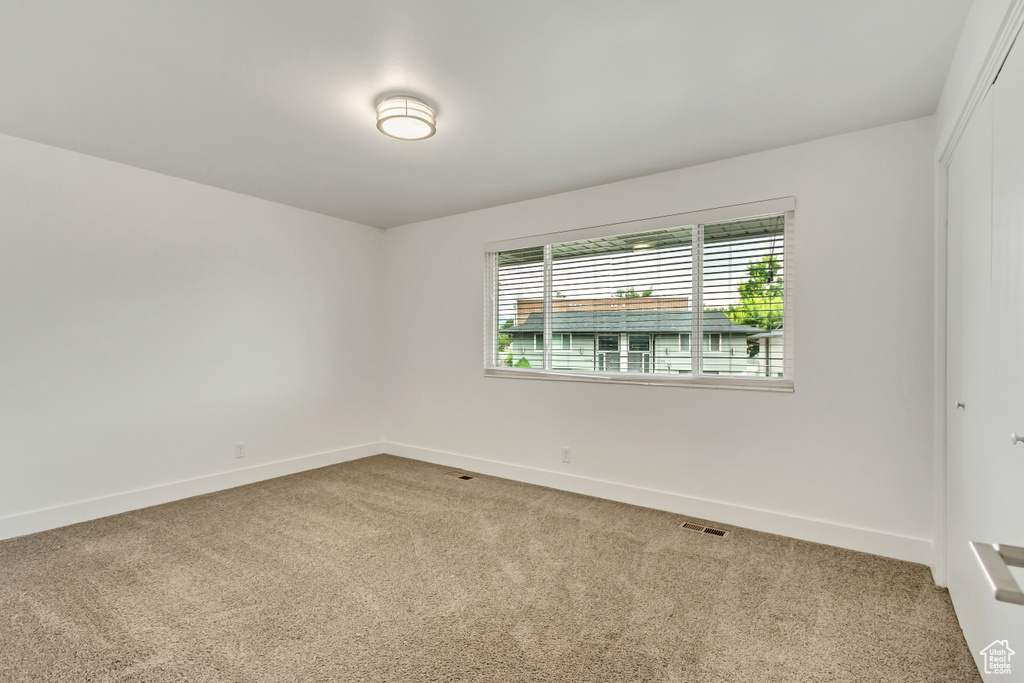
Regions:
[[626, 333, 653, 373]]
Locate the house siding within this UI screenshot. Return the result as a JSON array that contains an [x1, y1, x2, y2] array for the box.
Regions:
[[509, 331, 774, 376]]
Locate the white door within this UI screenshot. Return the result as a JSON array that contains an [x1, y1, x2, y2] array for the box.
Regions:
[[946, 35, 1024, 678], [596, 334, 619, 372], [627, 334, 651, 373]]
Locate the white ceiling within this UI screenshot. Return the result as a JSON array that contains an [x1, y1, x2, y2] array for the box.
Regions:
[[1, 1, 971, 228]]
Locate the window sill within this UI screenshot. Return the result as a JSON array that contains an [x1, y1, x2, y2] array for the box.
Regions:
[[483, 367, 794, 392]]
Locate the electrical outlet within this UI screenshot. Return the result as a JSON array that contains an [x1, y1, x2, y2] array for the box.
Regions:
[[235, 442, 246, 459], [561, 447, 571, 464]]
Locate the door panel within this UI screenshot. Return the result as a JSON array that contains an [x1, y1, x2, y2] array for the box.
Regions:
[[947, 90, 993, 675], [947, 34, 1024, 677], [986, 27, 1024, 660], [597, 334, 619, 372], [627, 334, 651, 373]]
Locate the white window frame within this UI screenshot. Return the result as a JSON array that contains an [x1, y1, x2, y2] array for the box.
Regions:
[[703, 332, 722, 353], [679, 333, 690, 353], [537, 332, 572, 351], [483, 198, 795, 391]]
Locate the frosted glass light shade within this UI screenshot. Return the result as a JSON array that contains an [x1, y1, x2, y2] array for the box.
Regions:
[[376, 97, 436, 140]]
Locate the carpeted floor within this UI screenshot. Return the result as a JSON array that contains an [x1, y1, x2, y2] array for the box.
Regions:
[[0, 454, 980, 682]]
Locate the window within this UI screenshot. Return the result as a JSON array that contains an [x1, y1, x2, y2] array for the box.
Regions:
[[538, 333, 571, 351], [485, 198, 793, 390]]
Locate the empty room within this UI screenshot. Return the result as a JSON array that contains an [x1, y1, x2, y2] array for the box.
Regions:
[[1, 1, 1022, 681]]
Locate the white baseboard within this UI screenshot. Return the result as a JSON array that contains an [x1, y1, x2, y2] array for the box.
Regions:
[[383, 441, 934, 566], [0, 442, 384, 541], [2, 440, 934, 569]]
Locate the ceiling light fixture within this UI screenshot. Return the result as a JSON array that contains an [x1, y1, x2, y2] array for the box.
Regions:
[[376, 96, 436, 140]]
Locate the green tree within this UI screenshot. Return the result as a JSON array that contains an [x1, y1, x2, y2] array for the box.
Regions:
[[497, 318, 515, 366], [497, 318, 514, 351], [612, 286, 654, 298], [727, 255, 782, 329], [514, 356, 531, 368], [726, 255, 783, 359]]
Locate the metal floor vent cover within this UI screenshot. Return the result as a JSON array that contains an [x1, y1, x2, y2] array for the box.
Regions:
[[445, 471, 474, 480], [680, 521, 730, 538]]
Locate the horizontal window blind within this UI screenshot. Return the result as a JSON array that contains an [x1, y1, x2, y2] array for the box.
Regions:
[[548, 226, 694, 374], [487, 203, 791, 388], [702, 216, 785, 378], [495, 246, 544, 369]]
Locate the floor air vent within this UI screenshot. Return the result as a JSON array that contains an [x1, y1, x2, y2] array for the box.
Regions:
[[680, 521, 730, 538], [445, 471, 474, 480]]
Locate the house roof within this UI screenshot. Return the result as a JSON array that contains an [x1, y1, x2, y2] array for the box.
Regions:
[[505, 310, 763, 335], [748, 326, 784, 340]]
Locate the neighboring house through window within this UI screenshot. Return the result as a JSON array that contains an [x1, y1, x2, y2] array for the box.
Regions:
[[485, 198, 793, 389]]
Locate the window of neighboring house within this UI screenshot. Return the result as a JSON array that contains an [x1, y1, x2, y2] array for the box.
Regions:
[[558, 333, 571, 351], [486, 198, 793, 389], [535, 333, 572, 351]]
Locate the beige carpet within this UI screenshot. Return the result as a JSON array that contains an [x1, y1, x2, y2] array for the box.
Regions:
[[0, 454, 979, 682]]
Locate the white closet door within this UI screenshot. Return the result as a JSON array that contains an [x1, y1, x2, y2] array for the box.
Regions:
[[946, 32, 1024, 677], [947, 86, 995, 674], [987, 22, 1024, 658]]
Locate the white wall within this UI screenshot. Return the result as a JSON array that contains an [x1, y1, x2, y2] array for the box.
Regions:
[[0, 134, 385, 538], [383, 117, 937, 564], [0, 117, 940, 565]]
